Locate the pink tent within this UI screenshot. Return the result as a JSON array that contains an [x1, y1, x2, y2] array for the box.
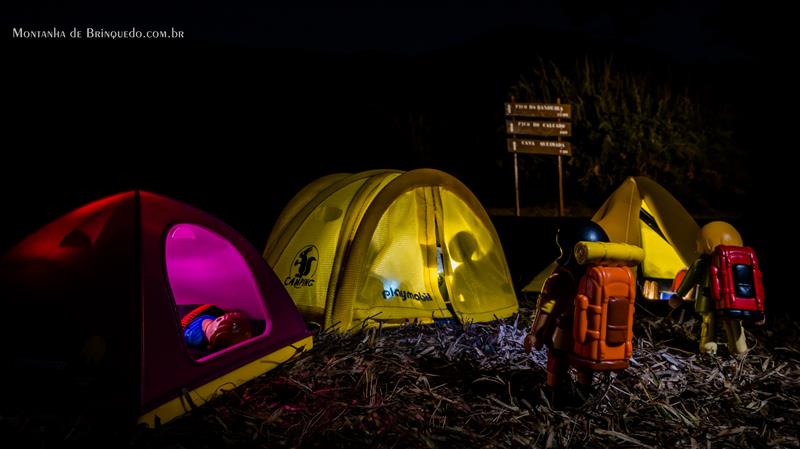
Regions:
[[1, 191, 311, 427]]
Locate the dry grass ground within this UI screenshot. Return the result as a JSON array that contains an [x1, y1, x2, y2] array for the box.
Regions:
[[129, 307, 800, 449]]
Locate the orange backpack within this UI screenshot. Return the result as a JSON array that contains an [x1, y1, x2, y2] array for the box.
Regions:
[[569, 242, 641, 371]]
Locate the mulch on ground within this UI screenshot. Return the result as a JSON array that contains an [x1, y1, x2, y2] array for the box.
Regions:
[[129, 306, 800, 448]]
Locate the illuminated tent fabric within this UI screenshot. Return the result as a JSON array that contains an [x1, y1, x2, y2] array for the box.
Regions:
[[0, 191, 312, 428], [591, 176, 700, 280], [522, 176, 699, 293], [264, 169, 518, 332], [522, 260, 559, 294]]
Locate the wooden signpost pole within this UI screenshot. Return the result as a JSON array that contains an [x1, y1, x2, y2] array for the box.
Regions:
[[508, 100, 521, 216], [513, 152, 521, 216], [557, 98, 564, 216]]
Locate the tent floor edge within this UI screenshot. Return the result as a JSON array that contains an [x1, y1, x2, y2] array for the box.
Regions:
[[458, 304, 519, 324], [137, 335, 313, 427]]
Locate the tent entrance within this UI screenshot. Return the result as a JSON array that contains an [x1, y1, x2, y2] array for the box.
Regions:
[[432, 196, 460, 324], [638, 200, 690, 300], [434, 187, 517, 322], [165, 224, 271, 360]]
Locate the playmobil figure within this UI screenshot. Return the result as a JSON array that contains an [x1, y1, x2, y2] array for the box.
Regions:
[[181, 304, 253, 352], [524, 221, 609, 402], [669, 221, 764, 355], [525, 222, 643, 406]]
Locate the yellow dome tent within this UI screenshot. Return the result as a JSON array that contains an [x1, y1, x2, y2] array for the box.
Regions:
[[524, 176, 700, 300], [264, 169, 518, 332]]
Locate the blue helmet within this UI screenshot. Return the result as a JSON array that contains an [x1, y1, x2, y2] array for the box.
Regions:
[[556, 221, 609, 268]]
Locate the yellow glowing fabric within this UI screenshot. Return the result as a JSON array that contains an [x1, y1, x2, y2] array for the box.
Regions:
[[270, 178, 367, 320], [639, 200, 689, 279], [266, 173, 350, 251], [522, 260, 558, 293], [353, 189, 450, 324], [438, 188, 518, 322], [524, 176, 698, 292], [265, 169, 518, 332], [137, 335, 312, 427], [592, 177, 699, 279]]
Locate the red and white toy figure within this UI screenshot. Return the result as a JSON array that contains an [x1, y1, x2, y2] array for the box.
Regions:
[[181, 304, 253, 352]]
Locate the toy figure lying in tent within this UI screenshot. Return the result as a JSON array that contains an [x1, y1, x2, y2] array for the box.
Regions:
[[180, 304, 253, 354], [669, 221, 765, 355], [524, 222, 644, 406]]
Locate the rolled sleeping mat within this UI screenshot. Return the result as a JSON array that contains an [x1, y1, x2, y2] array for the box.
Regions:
[[574, 241, 644, 267]]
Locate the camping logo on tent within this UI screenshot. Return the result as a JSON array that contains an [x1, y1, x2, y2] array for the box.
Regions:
[[285, 245, 318, 288]]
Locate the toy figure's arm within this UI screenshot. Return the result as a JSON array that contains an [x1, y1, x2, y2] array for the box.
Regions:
[[670, 257, 707, 308], [525, 270, 573, 353], [677, 258, 706, 297], [525, 294, 556, 353]]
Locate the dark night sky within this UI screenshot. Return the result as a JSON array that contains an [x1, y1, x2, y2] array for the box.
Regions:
[[2, 1, 794, 313], [2, 1, 787, 210], [159, 2, 736, 60], [2, 1, 781, 60]]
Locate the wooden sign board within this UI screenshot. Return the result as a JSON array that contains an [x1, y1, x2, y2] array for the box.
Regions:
[[507, 138, 572, 156], [506, 119, 571, 137], [505, 102, 571, 119]]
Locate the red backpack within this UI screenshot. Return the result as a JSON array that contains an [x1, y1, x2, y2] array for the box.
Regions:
[[710, 245, 765, 321]]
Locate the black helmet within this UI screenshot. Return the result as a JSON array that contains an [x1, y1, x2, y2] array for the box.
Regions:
[[556, 221, 609, 268]]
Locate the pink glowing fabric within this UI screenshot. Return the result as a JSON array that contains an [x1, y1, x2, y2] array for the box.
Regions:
[[166, 223, 272, 359], [166, 224, 271, 329], [1, 191, 310, 421]]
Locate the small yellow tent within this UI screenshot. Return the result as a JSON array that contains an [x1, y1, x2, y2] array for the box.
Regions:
[[524, 177, 700, 299], [264, 169, 518, 332]]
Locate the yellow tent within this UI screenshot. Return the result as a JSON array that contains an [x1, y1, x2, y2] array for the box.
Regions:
[[264, 169, 518, 332], [524, 177, 700, 299]]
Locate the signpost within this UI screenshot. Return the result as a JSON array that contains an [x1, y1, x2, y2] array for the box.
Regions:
[[505, 120, 571, 137], [504, 102, 571, 119], [506, 138, 572, 156], [505, 100, 572, 216]]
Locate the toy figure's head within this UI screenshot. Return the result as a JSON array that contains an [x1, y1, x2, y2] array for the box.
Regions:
[[449, 231, 479, 263], [183, 305, 252, 351], [202, 312, 252, 351], [556, 221, 609, 268], [697, 221, 742, 255]]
